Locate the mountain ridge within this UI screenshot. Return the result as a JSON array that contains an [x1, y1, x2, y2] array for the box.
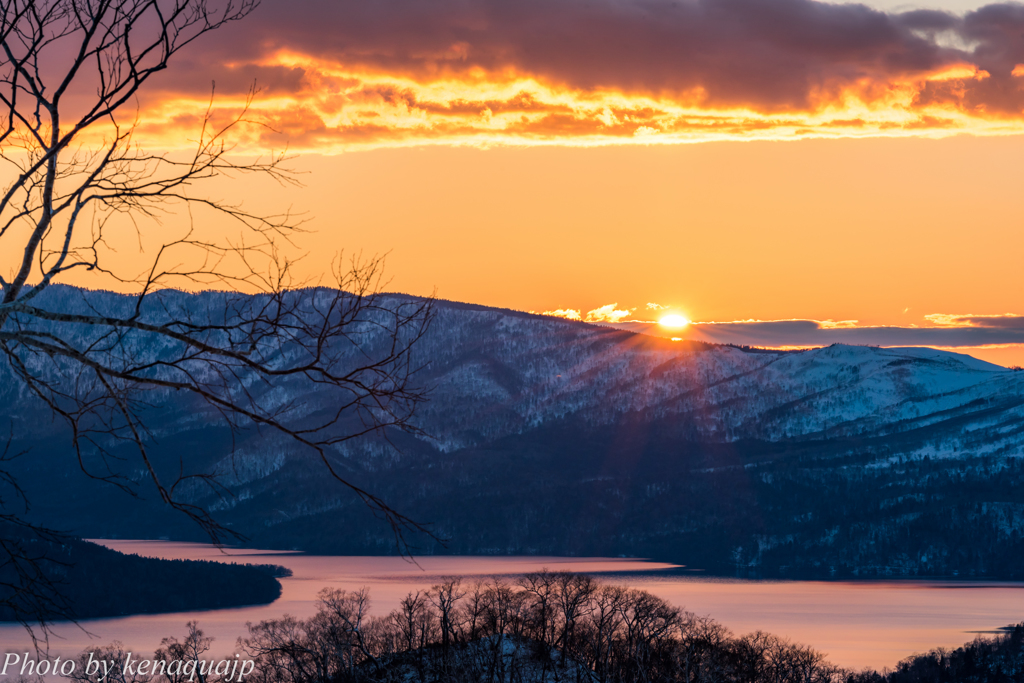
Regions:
[[3, 287, 1024, 578]]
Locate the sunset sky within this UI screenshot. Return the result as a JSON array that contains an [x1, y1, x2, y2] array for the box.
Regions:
[[74, 0, 1024, 365]]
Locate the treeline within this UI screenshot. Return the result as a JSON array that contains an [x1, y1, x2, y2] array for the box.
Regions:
[[849, 624, 1024, 683], [59, 545, 288, 618], [62, 571, 1024, 683], [239, 571, 846, 683], [0, 533, 287, 623]]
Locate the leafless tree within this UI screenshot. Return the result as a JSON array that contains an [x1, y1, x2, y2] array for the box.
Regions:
[[67, 642, 154, 683], [155, 621, 217, 683], [584, 584, 627, 681], [241, 614, 329, 683], [460, 579, 490, 643], [314, 588, 382, 677], [387, 589, 436, 679], [519, 570, 557, 647], [676, 614, 733, 683], [234, 574, 853, 683], [430, 578, 466, 652], [0, 0, 433, 630], [553, 571, 596, 656]]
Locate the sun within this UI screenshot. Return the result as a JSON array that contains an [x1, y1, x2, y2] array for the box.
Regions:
[[658, 314, 690, 329]]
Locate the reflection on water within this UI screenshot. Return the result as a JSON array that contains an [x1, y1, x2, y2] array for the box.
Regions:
[[0, 539, 1022, 672]]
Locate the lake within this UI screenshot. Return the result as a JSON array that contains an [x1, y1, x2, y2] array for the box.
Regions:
[[1, 539, 1023, 673]]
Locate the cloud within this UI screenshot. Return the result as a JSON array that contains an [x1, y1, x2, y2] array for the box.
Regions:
[[585, 303, 633, 324], [924, 313, 1024, 329], [122, 0, 1024, 151], [607, 314, 1024, 348], [538, 303, 636, 323], [538, 308, 583, 321]]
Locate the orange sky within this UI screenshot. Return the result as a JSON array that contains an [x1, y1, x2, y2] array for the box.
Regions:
[[232, 135, 1024, 325], [67, 132, 1024, 364]]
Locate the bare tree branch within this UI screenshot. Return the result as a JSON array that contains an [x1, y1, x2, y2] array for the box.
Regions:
[[0, 0, 436, 633]]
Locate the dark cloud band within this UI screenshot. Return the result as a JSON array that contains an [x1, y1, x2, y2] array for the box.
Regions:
[[176, 0, 1024, 112], [610, 317, 1024, 348]]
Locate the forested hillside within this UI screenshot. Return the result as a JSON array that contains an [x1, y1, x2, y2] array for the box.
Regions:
[[5, 287, 1024, 578], [0, 530, 286, 622]]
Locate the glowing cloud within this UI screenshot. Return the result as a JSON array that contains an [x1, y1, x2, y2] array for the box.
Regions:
[[925, 313, 976, 326], [924, 313, 1024, 329], [539, 308, 583, 321], [106, 0, 1024, 152], [585, 304, 633, 324]]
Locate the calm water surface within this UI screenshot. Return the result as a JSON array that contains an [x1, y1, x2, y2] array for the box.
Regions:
[[1, 539, 1022, 672]]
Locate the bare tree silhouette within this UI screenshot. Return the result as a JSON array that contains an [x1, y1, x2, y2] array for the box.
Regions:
[[0, 0, 433, 632]]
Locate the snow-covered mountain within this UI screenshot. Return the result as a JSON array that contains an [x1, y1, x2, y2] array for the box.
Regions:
[[6, 289, 1024, 578], [409, 302, 1020, 449]]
